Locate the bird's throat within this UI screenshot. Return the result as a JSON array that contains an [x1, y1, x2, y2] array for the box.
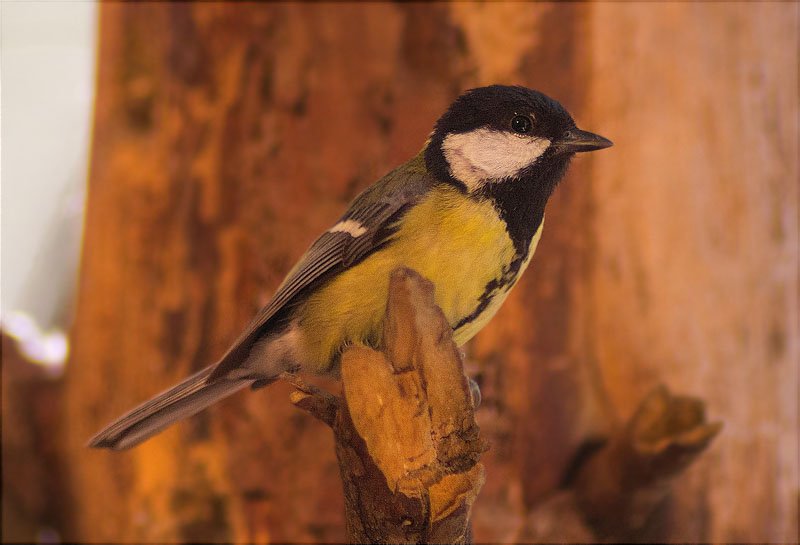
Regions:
[[478, 157, 569, 255]]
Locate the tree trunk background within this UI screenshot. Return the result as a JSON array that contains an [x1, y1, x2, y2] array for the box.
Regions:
[[20, 2, 795, 543]]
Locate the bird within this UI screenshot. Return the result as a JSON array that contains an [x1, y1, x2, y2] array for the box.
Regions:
[[89, 85, 612, 450]]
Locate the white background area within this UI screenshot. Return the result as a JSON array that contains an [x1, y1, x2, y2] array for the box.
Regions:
[[1, 2, 97, 366]]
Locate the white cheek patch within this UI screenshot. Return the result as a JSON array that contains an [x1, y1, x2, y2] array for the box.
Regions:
[[329, 219, 367, 237], [442, 128, 551, 191]]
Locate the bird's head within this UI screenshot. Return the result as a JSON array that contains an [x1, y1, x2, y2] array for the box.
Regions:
[[425, 85, 612, 194]]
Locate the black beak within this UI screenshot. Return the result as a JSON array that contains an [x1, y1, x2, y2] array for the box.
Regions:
[[557, 128, 613, 153]]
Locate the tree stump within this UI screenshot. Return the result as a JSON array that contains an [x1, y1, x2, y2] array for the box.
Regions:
[[517, 385, 722, 543], [288, 267, 488, 544]]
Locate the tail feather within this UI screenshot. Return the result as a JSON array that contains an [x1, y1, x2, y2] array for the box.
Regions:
[[88, 365, 252, 450]]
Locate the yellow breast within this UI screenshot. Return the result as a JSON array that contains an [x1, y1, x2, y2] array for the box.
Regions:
[[294, 185, 542, 373]]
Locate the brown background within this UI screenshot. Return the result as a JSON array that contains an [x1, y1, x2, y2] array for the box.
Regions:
[[3, 3, 797, 543]]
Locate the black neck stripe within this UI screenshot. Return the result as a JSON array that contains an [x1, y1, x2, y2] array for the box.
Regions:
[[477, 153, 569, 255]]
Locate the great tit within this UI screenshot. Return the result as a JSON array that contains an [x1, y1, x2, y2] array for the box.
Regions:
[[89, 85, 612, 450]]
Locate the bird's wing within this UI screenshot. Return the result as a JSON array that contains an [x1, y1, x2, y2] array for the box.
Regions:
[[207, 163, 434, 381]]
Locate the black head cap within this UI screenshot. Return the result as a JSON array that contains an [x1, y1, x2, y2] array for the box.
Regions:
[[432, 85, 576, 141]]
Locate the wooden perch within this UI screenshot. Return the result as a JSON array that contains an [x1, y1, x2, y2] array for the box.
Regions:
[[287, 267, 488, 544]]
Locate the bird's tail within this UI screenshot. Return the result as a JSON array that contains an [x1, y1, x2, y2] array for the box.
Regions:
[[88, 365, 252, 450]]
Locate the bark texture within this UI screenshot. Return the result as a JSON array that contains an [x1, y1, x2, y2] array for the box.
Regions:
[[1, 335, 66, 543], [13, 2, 792, 544]]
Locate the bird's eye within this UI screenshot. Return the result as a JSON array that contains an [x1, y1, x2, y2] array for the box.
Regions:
[[511, 115, 532, 134]]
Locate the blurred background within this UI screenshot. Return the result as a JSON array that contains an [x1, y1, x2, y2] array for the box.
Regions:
[[1, 3, 797, 543]]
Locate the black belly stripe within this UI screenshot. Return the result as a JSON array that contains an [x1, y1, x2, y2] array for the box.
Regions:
[[454, 251, 528, 331], [455, 168, 556, 331]]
